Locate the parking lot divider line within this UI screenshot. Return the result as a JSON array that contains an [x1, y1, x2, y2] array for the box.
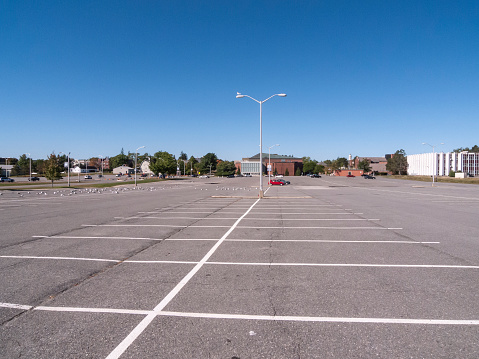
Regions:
[[206, 262, 479, 269], [0, 302, 32, 310], [157, 311, 479, 325], [105, 198, 261, 359], [0, 255, 120, 262], [4, 302, 478, 326]]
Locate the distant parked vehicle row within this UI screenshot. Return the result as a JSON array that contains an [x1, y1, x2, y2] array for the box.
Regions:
[[0, 177, 14, 182]]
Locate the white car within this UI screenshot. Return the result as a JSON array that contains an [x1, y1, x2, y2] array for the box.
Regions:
[[199, 175, 209, 178], [84, 175, 92, 179], [275, 174, 284, 178]]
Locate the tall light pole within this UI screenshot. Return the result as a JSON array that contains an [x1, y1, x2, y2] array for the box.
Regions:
[[422, 142, 444, 186], [267, 144, 280, 186], [178, 159, 187, 176], [236, 92, 286, 198], [26, 153, 32, 181], [135, 146, 145, 186], [59, 152, 71, 187], [98, 155, 104, 178]]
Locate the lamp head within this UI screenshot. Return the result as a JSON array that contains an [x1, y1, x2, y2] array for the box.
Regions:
[[278, 93, 287, 97], [236, 92, 245, 98]]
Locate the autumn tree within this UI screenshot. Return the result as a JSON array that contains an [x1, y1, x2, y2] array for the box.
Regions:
[[386, 149, 408, 175], [44, 153, 63, 187]]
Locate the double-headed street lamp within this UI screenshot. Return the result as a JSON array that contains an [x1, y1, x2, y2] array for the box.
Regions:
[[422, 142, 444, 186], [135, 146, 145, 186], [268, 144, 280, 185], [178, 159, 187, 176], [236, 92, 287, 198]]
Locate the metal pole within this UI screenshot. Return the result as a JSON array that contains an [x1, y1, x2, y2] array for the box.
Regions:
[[135, 153, 138, 186], [259, 101, 263, 197], [67, 153, 70, 187]]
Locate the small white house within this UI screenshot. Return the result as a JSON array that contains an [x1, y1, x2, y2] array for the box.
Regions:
[[140, 160, 154, 175], [113, 165, 134, 175]]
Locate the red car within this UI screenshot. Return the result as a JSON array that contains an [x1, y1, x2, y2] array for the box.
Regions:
[[346, 174, 355, 177], [269, 179, 287, 186]]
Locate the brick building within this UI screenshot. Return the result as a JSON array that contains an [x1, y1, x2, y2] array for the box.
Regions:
[[240, 153, 303, 176]]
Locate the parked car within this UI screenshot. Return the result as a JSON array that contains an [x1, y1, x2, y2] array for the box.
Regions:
[[310, 174, 321, 178], [115, 173, 122, 177], [363, 175, 376, 179], [28, 177, 40, 181], [269, 179, 288, 186], [97, 174, 103, 178], [140, 173, 148, 177], [346, 174, 355, 177], [199, 175, 209, 178], [227, 174, 235, 178], [277, 179, 290, 185], [84, 175, 92, 179], [275, 174, 284, 178], [0, 177, 14, 182], [244, 174, 252, 177]]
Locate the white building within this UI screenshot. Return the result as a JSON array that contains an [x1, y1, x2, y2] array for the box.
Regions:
[[408, 152, 479, 177], [140, 160, 154, 175]]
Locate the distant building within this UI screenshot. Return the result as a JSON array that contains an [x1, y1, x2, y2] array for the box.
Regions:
[[0, 165, 14, 177], [113, 165, 134, 175], [140, 160, 153, 175], [240, 153, 303, 176], [334, 169, 364, 177], [350, 156, 389, 174], [407, 152, 479, 177]]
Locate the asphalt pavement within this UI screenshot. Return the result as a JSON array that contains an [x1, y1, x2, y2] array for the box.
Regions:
[[1, 176, 478, 358]]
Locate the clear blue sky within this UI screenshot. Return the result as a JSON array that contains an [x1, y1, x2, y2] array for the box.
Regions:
[[1, 1, 478, 162]]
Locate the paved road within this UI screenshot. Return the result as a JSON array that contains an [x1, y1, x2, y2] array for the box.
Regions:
[[1, 176, 478, 358]]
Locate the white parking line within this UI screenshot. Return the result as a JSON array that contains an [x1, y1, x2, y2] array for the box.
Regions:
[[0, 255, 119, 262], [158, 310, 479, 326], [3, 255, 472, 269], [32, 236, 438, 244], [2, 302, 478, 325], [82, 224, 398, 229], [116, 216, 380, 221]]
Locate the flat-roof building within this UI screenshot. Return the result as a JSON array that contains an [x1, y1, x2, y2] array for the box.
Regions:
[[407, 152, 479, 177], [241, 153, 303, 176]]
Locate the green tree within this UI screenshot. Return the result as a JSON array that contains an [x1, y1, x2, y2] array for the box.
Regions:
[[198, 153, 218, 174], [216, 161, 236, 176], [358, 159, 372, 173], [236, 166, 241, 175], [335, 157, 349, 169], [295, 167, 301, 176], [386, 149, 408, 175], [44, 153, 63, 187], [149, 151, 177, 177], [110, 148, 130, 169], [314, 164, 325, 174], [11, 154, 29, 175], [285, 168, 290, 176], [179, 151, 188, 161], [302, 156, 317, 174], [34, 159, 45, 174], [188, 156, 198, 175]]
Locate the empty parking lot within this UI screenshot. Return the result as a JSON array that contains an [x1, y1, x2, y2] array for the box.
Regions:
[[1, 176, 478, 358]]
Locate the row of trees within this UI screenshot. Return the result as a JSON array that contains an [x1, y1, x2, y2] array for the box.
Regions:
[[302, 150, 408, 176], [452, 145, 479, 153], [8, 154, 71, 176]]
